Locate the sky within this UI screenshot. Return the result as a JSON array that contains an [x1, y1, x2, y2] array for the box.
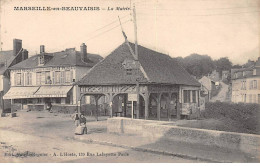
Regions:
[[0, 0, 259, 65]]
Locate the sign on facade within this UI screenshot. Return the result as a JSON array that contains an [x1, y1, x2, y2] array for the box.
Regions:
[[85, 96, 90, 104], [128, 93, 137, 101]]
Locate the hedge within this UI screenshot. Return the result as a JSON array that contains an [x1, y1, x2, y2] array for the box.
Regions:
[[201, 102, 260, 134]]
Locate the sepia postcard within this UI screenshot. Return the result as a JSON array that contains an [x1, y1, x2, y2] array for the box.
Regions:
[[0, 0, 259, 163]]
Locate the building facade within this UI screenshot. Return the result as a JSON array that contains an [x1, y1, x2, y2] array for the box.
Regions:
[[231, 57, 260, 104], [4, 43, 102, 112], [0, 39, 28, 113]]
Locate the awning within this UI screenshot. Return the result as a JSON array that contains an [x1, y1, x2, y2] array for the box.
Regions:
[[34, 86, 73, 98], [3, 87, 40, 99]]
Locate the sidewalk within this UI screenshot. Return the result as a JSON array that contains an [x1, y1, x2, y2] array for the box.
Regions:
[[74, 131, 259, 163]]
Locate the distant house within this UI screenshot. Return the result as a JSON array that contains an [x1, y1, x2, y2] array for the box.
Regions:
[[231, 57, 260, 104], [198, 76, 216, 102], [209, 70, 220, 82], [78, 42, 202, 120], [222, 70, 230, 81], [0, 39, 28, 113], [4, 43, 102, 112]]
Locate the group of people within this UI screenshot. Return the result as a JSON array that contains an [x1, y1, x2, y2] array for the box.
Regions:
[[72, 111, 87, 135]]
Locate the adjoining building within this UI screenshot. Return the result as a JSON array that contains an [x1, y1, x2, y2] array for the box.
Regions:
[[77, 42, 203, 120], [198, 76, 216, 102], [4, 43, 102, 112], [231, 57, 260, 104], [0, 39, 29, 113]]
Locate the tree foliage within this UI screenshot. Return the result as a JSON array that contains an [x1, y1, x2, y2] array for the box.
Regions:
[[214, 57, 233, 77], [174, 53, 215, 78], [174, 54, 234, 79]]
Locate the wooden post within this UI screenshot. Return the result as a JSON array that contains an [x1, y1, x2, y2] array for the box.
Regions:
[[95, 95, 99, 121], [131, 101, 134, 119], [167, 93, 171, 121], [136, 82, 140, 119], [144, 92, 149, 120], [109, 94, 113, 118], [177, 92, 181, 119], [124, 94, 127, 117], [157, 93, 161, 121]]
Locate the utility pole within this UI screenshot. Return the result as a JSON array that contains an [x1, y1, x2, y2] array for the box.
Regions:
[[133, 4, 140, 119]]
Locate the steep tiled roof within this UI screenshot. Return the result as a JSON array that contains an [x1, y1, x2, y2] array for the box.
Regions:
[[10, 49, 102, 69], [0, 50, 15, 75], [78, 42, 201, 86]]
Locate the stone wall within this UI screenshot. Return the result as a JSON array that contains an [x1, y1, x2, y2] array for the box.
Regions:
[[107, 118, 260, 157]]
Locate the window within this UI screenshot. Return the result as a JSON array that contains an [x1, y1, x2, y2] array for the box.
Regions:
[[16, 73, 22, 85], [55, 98, 61, 104], [253, 80, 257, 89], [126, 69, 132, 75], [244, 94, 247, 103], [183, 90, 190, 103], [253, 69, 256, 75], [55, 71, 61, 84], [41, 72, 45, 84], [258, 94, 260, 104], [249, 94, 252, 103], [241, 81, 246, 90], [27, 99, 33, 104], [250, 81, 253, 89], [25, 73, 32, 85], [65, 95, 70, 104], [61, 71, 65, 83], [39, 55, 44, 65], [45, 72, 51, 84], [36, 72, 41, 85], [192, 90, 196, 103], [65, 71, 71, 83], [14, 99, 21, 104], [37, 98, 42, 104], [253, 94, 256, 103]]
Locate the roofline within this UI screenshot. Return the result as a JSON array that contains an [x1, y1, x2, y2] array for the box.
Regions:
[[8, 64, 95, 70], [232, 75, 260, 80], [77, 82, 201, 87]]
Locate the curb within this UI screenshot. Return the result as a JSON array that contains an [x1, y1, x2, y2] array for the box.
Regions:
[[74, 136, 228, 163]]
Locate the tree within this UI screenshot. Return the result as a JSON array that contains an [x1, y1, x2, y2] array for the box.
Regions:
[[174, 53, 215, 78], [214, 57, 232, 78]]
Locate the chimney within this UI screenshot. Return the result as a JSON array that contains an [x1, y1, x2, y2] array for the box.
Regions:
[[80, 43, 87, 62], [22, 49, 28, 60], [40, 45, 45, 53], [13, 39, 22, 56]]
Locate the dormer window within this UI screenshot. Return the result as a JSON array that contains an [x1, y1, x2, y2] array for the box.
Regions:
[[253, 69, 256, 75], [242, 71, 245, 77], [39, 55, 45, 65]]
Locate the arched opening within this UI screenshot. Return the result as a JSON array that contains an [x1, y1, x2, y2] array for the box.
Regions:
[[111, 93, 145, 119], [79, 93, 108, 121]]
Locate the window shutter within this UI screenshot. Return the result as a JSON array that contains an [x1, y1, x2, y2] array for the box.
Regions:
[[25, 73, 27, 85], [71, 71, 73, 82], [14, 73, 16, 86], [21, 73, 24, 86], [52, 72, 55, 84]]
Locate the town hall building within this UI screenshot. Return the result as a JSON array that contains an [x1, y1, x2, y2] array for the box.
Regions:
[[77, 42, 203, 120]]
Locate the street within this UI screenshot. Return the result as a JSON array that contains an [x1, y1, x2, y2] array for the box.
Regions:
[[0, 111, 199, 163]]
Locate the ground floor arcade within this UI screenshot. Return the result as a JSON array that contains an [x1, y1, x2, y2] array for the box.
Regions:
[[79, 84, 202, 120]]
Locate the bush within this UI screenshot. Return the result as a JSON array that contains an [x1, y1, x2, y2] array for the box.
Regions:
[[201, 102, 260, 134]]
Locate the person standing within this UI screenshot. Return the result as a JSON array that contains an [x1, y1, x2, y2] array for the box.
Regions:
[[74, 113, 80, 127], [79, 114, 87, 134]]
